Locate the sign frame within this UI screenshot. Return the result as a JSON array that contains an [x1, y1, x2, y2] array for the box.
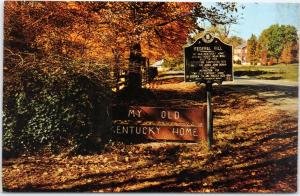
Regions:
[[184, 33, 234, 84], [111, 105, 207, 142]]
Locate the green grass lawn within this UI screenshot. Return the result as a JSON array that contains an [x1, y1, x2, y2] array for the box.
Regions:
[[234, 64, 298, 81]]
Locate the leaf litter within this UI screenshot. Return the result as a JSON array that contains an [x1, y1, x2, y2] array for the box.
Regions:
[[2, 81, 297, 192]]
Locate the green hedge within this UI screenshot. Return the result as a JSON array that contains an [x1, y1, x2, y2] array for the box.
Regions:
[[3, 55, 114, 156]]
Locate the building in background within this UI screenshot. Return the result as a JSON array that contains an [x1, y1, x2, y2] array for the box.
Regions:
[[150, 59, 169, 72], [233, 44, 248, 65]]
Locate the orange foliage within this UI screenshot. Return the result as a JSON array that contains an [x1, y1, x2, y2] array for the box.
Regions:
[[4, 2, 239, 68]]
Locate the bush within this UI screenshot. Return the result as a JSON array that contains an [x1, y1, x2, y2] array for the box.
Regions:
[[234, 59, 241, 65], [3, 54, 114, 156]]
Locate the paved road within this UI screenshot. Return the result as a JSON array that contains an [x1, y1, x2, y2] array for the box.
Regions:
[[225, 77, 298, 87], [223, 77, 298, 116], [158, 71, 298, 115], [159, 71, 298, 87]]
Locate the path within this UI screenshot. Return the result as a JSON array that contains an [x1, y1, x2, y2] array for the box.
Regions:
[[224, 77, 298, 115], [156, 75, 298, 116]]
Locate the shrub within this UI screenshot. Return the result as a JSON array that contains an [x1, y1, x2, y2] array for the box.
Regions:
[[234, 59, 242, 65], [3, 54, 114, 156]]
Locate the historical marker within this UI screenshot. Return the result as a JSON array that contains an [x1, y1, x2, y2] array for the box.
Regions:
[[184, 33, 233, 147], [184, 33, 233, 84]]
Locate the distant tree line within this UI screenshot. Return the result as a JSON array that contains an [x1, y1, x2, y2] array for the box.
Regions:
[[246, 24, 298, 65]]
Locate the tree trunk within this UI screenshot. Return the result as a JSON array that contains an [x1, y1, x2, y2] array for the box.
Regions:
[[112, 50, 120, 91], [127, 42, 142, 89], [113, 63, 120, 91]]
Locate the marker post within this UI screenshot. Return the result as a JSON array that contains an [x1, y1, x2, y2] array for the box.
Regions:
[[206, 82, 213, 148]]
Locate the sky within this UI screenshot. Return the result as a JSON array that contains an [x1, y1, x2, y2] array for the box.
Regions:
[[229, 3, 300, 40]]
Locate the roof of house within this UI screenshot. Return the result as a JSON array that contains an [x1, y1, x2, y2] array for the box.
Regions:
[[150, 59, 164, 67]]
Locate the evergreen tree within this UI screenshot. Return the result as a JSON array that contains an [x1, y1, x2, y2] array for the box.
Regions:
[[246, 34, 258, 65], [255, 42, 262, 64]]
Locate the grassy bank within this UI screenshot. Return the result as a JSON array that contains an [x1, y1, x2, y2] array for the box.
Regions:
[[234, 64, 298, 81]]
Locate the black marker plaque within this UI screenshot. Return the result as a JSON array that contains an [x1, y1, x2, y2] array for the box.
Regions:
[[184, 33, 233, 84]]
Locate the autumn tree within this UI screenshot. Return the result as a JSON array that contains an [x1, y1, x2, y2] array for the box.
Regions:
[[5, 2, 240, 89], [191, 24, 241, 46], [280, 42, 294, 64], [4, 1, 130, 90], [84, 2, 240, 89], [5, 2, 87, 56], [228, 36, 244, 48], [258, 24, 298, 63], [246, 34, 258, 65], [260, 48, 268, 65], [192, 25, 229, 42]]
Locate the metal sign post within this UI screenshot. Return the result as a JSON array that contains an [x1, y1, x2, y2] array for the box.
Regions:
[[206, 82, 213, 147]]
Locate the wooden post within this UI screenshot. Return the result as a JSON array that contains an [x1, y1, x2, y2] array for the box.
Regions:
[[206, 82, 213, 147]]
